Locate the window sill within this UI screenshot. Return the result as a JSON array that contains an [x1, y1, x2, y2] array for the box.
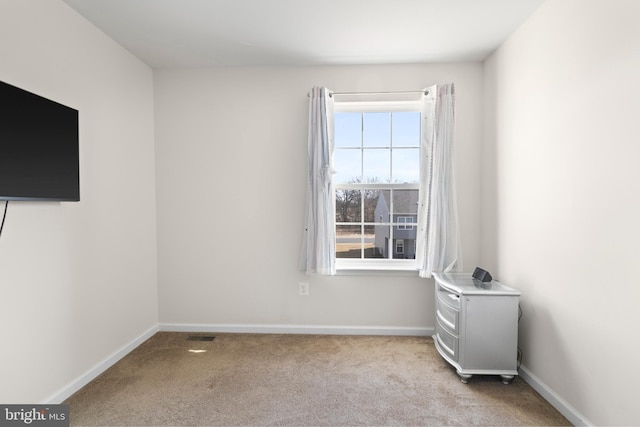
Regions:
[[335, 259, 419, 276]]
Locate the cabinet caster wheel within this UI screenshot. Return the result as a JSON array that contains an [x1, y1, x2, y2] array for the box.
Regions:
[[458, 372, 472, 384], [501, 375, 514, 384]]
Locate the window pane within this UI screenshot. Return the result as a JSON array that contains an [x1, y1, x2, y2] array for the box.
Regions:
[[374, 190, 390, 222], [392, 190, 417, 260], [392, 189, 419, 216], [335, 189, 361, 223], [363, 189, 382, 223], [336, 225, 363, 258], [393, 241, 415, 258], [392, 112, 420, 147], [372, 224, 391, 259], [393, 238, 414, 259], [335, 112, 361, 148], [363, 149, 390, 182], [363, 224, 383, 258], [392, 148, 419, 183], [363, 112, 390, 147], [334, 149, 361, 184]]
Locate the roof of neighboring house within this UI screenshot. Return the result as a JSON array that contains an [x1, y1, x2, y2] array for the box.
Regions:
[[376, 190, 419, 215]]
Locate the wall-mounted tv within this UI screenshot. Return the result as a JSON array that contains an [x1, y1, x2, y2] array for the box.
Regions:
[[0, 80, 79, 202]]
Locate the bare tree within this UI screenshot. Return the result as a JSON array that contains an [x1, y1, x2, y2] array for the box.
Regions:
[[335, 177, 385, 223]]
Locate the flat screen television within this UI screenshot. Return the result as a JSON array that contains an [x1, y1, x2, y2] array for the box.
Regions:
[[0, 80, 79, 202]]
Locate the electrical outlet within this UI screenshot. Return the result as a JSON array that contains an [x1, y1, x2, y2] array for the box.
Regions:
[[298, 282, 309, 296]]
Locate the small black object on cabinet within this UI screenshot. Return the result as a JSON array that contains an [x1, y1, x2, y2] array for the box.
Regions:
[[472, 267, 492, 282]]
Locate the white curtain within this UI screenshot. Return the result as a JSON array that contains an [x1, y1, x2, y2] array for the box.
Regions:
[[416, 84, 463, 278], [300, 87, 336, 275]]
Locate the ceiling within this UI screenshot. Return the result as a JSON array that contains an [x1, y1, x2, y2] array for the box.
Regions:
[[62, 0, 545, 68]]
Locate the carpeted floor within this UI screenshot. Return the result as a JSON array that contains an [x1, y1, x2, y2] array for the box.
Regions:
[[65, 332, 570, 426]]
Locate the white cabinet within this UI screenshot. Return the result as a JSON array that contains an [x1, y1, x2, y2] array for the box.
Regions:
[[433, 272, 521, 384]]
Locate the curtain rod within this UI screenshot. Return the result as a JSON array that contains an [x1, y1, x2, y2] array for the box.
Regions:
[[307, 89, 429, 98], [329, 90, 428, 97]]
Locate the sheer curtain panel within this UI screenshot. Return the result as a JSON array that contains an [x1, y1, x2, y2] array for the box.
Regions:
[[300, 87, 336, 275], [416, 84, 463, 278]]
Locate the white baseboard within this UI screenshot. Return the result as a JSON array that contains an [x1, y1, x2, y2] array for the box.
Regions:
[[160, 323, 433, 337], [43, 324, 159, 404], [519, 364, 592, 426]]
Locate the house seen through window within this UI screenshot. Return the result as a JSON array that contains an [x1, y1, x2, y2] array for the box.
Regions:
[[334, 102, 421, 268]]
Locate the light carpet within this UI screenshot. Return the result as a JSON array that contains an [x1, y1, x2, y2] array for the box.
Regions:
[[65, 332, 570, 426]]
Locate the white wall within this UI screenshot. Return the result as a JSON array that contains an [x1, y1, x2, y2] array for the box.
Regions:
[[483, 0, 640, 425], [0, 0, 158, 402], [154, 64, 483, 331]]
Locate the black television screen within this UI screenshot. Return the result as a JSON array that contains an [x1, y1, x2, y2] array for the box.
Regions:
[[0, 80, 79, 201]]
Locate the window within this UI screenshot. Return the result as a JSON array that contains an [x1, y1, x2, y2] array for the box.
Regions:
[[333, 100, 421, 270], [397, 217, 415, 230], [302, 84, 460, 277]]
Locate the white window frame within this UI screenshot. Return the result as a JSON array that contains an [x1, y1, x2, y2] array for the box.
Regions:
[[396, 239, 405, 254], [397, 216, 415, 230], [333, 98, 422, 273]]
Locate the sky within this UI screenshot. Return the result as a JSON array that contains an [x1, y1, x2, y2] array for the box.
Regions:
[[334, 111, 420, 184]]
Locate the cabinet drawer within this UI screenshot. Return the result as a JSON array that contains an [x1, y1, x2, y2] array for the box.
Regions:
[[437, 289, 460, 310], [436, 293, 459, 334], [436, 317, 459, 361]]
